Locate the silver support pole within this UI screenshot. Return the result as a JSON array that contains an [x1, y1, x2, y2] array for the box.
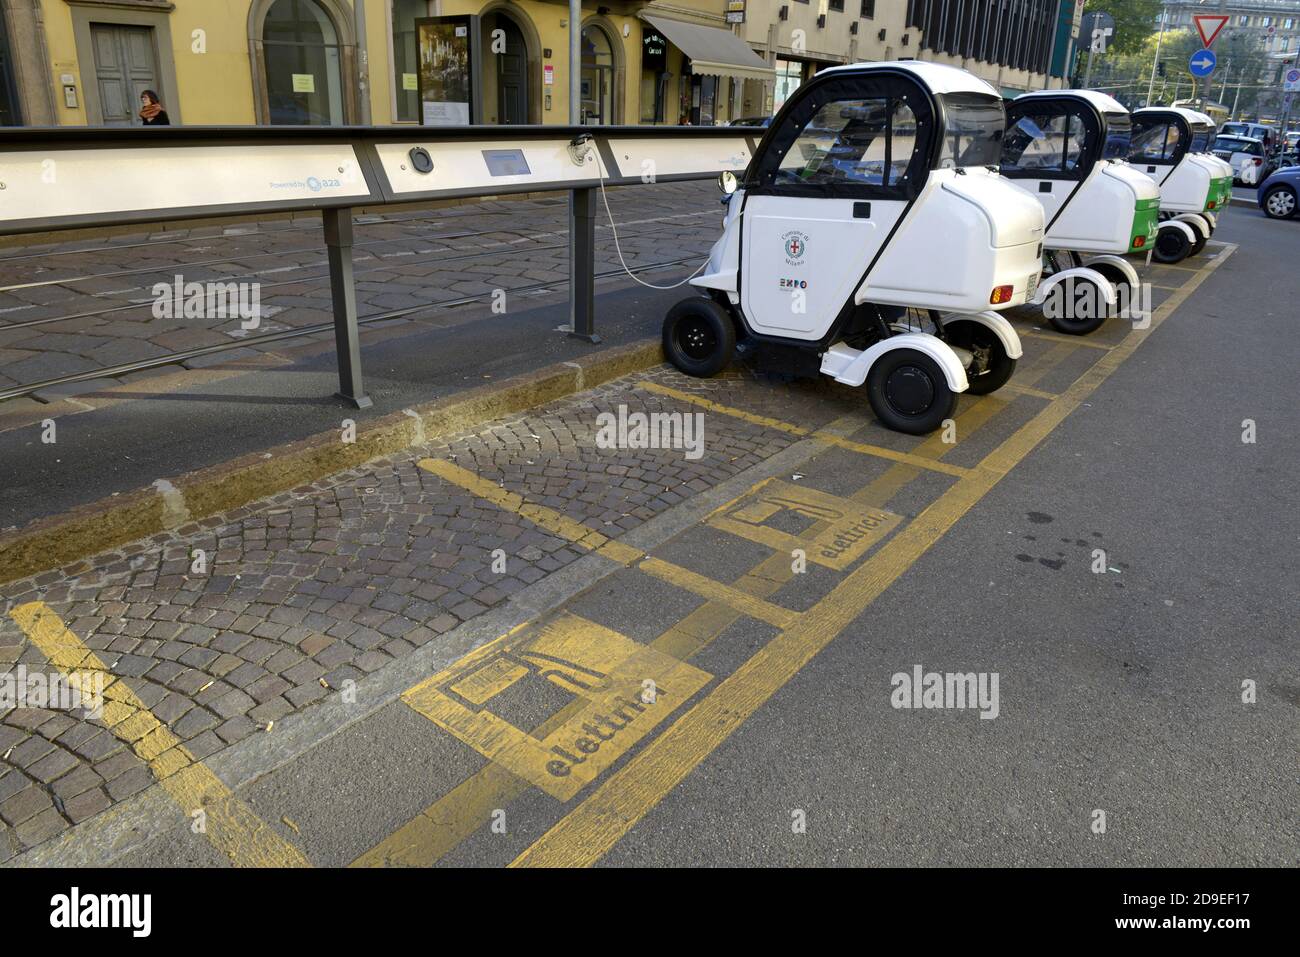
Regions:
[[1147, 7, 1167, 105], [569, 0, 581, 125]]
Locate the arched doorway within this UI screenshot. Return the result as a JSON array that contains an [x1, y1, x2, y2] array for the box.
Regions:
[[481, 8, 535, 124], [580, 22, 617, 125], [257, 0, 346, 125]]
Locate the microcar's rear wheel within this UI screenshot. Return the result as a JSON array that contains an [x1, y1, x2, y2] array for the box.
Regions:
[[1186, 219, 1209, 256], [865, 349, 957, 435], [1087, 262, 1138, 324], [942, 319, 1016, 395], [662, 297, 735, 377], [1152, 224, 1191, 264], [1041, 274, 1110, 335]]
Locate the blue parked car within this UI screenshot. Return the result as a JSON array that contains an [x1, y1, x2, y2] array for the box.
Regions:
[[1257, 163, 1300, 219]]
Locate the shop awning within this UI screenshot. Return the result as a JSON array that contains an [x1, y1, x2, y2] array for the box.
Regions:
[[639, 13, 774, 82]]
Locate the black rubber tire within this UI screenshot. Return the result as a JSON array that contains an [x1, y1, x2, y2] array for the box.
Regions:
[[662, 297, 736, 377], [865, 348, 958, 435], [943, 319, 1017, 395], [1042, 274, 1110, 335], [1263, 185, 1298, 219], [1087, 261, 1136, 324], [1152, 224, 1191, 264]]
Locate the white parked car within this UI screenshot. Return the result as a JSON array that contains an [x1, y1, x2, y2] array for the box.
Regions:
[[1212, 134, 1271, 183]]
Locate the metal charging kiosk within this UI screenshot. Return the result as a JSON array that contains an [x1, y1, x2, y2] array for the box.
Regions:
[[0, 126, 758, 407]]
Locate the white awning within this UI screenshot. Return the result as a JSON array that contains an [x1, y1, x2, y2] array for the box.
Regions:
[[639, 14, 774, 83]]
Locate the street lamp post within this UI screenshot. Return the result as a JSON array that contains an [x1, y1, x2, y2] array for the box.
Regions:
[[570, 0, 581, 125], [1147, 5, 1168, 105]]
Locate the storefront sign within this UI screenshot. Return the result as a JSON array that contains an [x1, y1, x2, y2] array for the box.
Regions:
[[416, 15, 474, 126], [642, 28, 668, 72]]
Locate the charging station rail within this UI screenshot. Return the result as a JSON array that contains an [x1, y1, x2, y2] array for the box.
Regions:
[[0, 125, 757, 407]]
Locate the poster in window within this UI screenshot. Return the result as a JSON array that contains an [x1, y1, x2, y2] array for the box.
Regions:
[[417, 16, 474, 126]]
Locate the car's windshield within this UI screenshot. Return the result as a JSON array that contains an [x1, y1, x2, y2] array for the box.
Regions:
[[937, 93, 1005, 168], [1221, 122, 1247, 137], [1103, 112, 1131, 160], [1214, 136, 1258, 155]]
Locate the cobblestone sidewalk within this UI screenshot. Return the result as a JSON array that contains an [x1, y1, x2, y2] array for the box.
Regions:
[[0, 360, 850, 857]]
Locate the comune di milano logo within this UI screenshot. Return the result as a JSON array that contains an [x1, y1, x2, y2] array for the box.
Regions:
[[50, 888, 151, 938]]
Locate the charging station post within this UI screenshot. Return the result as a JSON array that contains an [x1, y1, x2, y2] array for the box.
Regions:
[[0, 125, 753, 408]]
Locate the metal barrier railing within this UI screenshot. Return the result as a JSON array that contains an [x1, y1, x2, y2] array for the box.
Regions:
[[0, 125, 757, 408]]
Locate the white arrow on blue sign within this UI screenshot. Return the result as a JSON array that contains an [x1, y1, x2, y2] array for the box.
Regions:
[[1189, 48, 1217, 77]]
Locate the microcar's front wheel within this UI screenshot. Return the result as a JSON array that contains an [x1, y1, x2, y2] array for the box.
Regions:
[[662, 297, 735, 377]]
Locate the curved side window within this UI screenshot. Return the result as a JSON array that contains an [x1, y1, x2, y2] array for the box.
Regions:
[[1130, 121, 1181, 163], [1001, 109, 1088, 178], [751, 74, 933, 200], [1102, 112, 1131, 160], [938, 93, 1006, 169]]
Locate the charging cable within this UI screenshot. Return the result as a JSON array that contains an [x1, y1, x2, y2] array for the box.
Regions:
[[571, 138, 736, 291]]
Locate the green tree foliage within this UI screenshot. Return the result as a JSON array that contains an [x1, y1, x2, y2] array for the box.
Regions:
[[1077, 14, 1273, 118], [1082, 0, 1164, 56]]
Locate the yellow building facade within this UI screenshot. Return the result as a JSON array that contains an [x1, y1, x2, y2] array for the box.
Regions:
[[0, 0, 779, 127]]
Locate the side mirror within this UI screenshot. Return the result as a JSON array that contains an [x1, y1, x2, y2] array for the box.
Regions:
[[718, 170, 739, 194]]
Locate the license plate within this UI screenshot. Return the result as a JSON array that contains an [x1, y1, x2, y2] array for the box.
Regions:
[[1026, 273, 1039, 297]]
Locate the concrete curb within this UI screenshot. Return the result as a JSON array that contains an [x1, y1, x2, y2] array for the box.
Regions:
[[0, 338, 662, 587]]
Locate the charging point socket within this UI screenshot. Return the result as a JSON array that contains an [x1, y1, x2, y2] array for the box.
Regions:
[[409, 147, 434, 174], [568, 134, 595, 166]]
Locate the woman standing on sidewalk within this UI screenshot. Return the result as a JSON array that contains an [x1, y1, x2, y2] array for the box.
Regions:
[[139, 90, 170, 126]]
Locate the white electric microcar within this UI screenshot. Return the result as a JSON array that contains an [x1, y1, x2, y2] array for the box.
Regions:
[[1000, 90, 1159, 335], [1192, 110, 1243, 202], [1129, 107, 1225, 263], [662, 61, 1044, 435]]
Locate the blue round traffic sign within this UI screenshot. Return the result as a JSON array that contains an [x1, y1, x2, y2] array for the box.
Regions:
[[1189, 49, 1217, 77]]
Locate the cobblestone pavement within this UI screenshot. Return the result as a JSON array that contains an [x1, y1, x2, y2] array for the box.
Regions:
[[0, 181, 716, 396], [0, 362, 803, 856]]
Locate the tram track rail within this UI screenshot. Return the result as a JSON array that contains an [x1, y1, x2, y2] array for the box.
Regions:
[[0, 211, 712, 327], [0, 254, 702, 403]]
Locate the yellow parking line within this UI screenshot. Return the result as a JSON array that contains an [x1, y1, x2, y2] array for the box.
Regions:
[[508, 244, 1235, 868], [997, 382, 1059, 400], [639, 380, 807, 436], [419, 458, 797, 630], [638, 381, 968, 477], [638, 557, 799, 629], [1019, 329, 1114, 350], [809, 430, 972, 477], [9, 602, 309, 867], [419, 458, 622, 556], [356, 309, 1116, 868], [353, 398, 1019, 867]]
